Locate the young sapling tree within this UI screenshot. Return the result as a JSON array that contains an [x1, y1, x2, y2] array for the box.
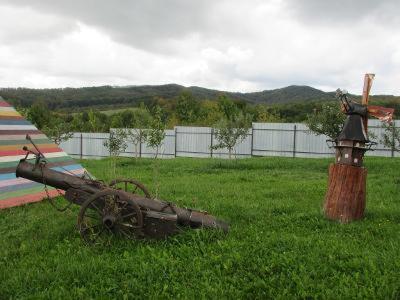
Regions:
[[103, 129, 128, 178], [212, 112, 251, 159]]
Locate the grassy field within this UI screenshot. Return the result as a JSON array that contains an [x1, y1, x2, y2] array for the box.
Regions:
[[100, 108, 139, 115], [1, 157, 400, 299], [70, 107, 138, 116]]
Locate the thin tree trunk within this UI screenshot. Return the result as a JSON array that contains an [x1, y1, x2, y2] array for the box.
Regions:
[[155, 146, 159, 159], [153, 156, 160, 199]]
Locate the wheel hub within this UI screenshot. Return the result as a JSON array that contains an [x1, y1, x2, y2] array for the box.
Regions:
[[102, 214, 116, 229]]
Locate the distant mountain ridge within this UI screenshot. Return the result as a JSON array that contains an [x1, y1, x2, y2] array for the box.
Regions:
[[0, 83, 397, 110], [122, 83, 336, 103]]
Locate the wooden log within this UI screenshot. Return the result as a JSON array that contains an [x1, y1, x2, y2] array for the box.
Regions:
[[323, 163, 367, 222]]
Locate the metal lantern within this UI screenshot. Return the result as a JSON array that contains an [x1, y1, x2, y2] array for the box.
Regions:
[[328, 90, 375, 167]]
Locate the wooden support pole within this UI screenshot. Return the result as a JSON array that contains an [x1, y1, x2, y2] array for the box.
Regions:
[[361, 73, 375, 133], [323, 164, 367, 222]]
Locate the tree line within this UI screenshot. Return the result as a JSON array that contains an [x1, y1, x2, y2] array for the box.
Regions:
[[17, 91, 258, 159], [18, 91, 283, 133], [14, 89, 400, 156]]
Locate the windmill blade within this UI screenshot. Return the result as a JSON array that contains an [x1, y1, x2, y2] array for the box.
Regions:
[[361, 73, 375, 132], [362, 73, 375, 106], [367, 106, 394, 123]]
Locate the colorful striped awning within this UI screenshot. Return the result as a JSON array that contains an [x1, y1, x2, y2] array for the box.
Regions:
[[0, 99, 87, 209]]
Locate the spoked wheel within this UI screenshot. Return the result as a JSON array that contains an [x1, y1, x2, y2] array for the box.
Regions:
[[77, 190, 143, 245], [109, 179, 151, 199]]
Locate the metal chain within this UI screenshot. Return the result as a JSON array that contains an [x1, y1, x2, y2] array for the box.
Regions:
[[40, 162, 72, 212]]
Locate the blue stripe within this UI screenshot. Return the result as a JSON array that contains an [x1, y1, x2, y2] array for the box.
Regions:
[[0, 119, 32, 125], [0, 164, 84, 180], [0, 181, 41, 194]]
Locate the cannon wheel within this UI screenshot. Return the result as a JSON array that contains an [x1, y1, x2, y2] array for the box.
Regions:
[[109, 179, 151, 199], [77, 190, 143, 245]]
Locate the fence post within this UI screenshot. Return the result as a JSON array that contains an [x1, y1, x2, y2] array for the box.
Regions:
[[210, 128, 214, 158], [293, 125, 297, 158], [80, 133, 83, 159], [108, 133, 111, 157], [139, 130, 142, 158], [250, 124, 254, 157], [392, 122, 395, 158], [174, 127, 177, 158]]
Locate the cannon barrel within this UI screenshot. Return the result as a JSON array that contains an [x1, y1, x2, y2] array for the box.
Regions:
[[16, 160, 101, 194], [16, 159, 229, 233], [127, 193, 229, 232]]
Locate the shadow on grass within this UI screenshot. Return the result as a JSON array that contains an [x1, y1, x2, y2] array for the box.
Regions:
[[364, 210, 400, 223], [200, 157, 330, 173]]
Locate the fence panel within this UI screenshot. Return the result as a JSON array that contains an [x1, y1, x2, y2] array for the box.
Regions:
[[140, 130, 175, 158], [59, 133, 81, 157], [60, 120, 399, 159], [252, 123, 295, 157], [82, 132, 109, 158], [211, 129, 252, 158], [294, 124, 334, 158], [60, 132, 110, 159], [176, 126, 212, 158]]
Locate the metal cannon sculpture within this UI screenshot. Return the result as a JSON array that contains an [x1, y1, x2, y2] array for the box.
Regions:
[[16, 135, 229, 244]]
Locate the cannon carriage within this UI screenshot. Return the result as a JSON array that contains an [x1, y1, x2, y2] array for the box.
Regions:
[[16, 135, 229, 245]]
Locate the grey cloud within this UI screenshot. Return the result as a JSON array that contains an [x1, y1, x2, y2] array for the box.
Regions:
[[284, 0, 400, 25], [0, 0, 399, 94], [0, 5, 78, 45], [1, 0, 219, 51]]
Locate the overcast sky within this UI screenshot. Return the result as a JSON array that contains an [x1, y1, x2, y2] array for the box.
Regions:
[[0, 0, 399, 94]]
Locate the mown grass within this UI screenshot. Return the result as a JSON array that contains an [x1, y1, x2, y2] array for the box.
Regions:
[[1, 157, 400, 299]]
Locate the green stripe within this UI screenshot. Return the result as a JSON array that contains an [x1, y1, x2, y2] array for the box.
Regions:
[[0, 156, 73, 169], [0, 185, 56, 200], [0, 138, 50, 146]]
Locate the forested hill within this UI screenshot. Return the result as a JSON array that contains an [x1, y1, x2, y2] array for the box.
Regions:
[[0, 84, 336, 110], [186, 85, 336, 103], [1, 84, 399, 112]]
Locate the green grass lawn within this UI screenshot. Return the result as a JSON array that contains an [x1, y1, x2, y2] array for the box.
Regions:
[[1, 157, 400, 299]]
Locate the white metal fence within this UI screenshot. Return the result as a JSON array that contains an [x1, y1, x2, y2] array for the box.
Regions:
[[60, 120, 400, 159]]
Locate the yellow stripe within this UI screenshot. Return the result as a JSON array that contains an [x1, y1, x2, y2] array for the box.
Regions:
[[0, 111, 21, 117], [0, 143, 56, 151]]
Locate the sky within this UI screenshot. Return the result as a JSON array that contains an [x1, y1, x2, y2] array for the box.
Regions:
[[0, 0, 399, 95]]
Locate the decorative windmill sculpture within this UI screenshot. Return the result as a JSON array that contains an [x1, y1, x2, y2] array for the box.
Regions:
[[323, 74, 394, 222]]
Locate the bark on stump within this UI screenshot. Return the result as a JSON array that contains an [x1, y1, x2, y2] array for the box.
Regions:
[[323, 163, 367, 223]]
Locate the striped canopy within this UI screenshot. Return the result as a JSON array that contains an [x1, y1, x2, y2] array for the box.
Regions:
[[0, 99, 86, 209]]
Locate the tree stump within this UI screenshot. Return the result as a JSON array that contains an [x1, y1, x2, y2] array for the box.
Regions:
[[323, 163, 367, 222]]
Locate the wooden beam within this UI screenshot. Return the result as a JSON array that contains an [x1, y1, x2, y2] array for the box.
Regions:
[[361, 73, 375, 105], [361, 73, 375, 132]]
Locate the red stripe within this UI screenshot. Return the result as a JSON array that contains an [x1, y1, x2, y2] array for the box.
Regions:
[[0, 115, 24, 120], [0, 189, 65, 209], [0, 101, 11, 107], [0, 148, 62, 156], [0, 130, 42, 135]]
